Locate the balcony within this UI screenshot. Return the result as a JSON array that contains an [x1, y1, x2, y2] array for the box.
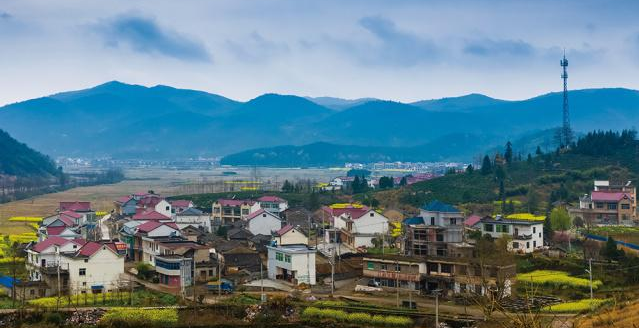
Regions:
[[30, 261, 69, 275], [513, 234, 533, 240]]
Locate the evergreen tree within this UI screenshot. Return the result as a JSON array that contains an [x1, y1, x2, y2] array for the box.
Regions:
[[504, 141, 513, 164], [480, 155, 492, 175], [399, 176, 407, 186], [306, 192, 320, 211], [352, 176, 361, 194], [535, 146, 543, 155], [527, 153, 532, 163], [465, 164, 474, 174], [601, 236, 625, 261]]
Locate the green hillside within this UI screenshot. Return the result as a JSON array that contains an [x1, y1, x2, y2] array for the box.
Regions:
[[0, 129, 58, 177], [380, 130, 638, 214]]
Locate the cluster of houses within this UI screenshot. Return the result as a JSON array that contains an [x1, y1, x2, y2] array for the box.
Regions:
[[323, 173, 436, 191], [13, 184, 558, 301]]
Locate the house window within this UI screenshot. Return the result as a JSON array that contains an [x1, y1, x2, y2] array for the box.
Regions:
[[284, 255, 291, 263], [533, 241, 537, 247], [381, 264, 388, 271], [84, 259, 88, 263], [436, 234, 444, 242], [595, 203, 604, 209], [533, 227, 536, 233], [484, 224, 494, 232], [82, 282, 87, 286], [450, 218, 457, 225], [367, 262, 375, 270], [622, 204, 630, 210], [276, 252, 284, 261], [166, 206, 170, 211], [513, 242, 519, 249], [496, 225, 509, 233], [370, 213, 374, 217], [79, 268, 86, 276], [395, 264, 401, 272], [430, 217, 435, 225], [608, 203, 617, 210], [526, 242, 530, 249]]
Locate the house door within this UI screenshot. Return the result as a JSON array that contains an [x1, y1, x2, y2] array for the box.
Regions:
[[41, 259, 46, 267]]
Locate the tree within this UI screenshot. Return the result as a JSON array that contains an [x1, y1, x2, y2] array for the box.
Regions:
[[481, 155, 492, 175], [504, 141, 513, 164], [535, 146, 543, 155], [505, 200, 515, 215], [306, 192, 320, 211], [352, 176, 361, 193], [399, 176, 407, 186], [601, 236, 625, 261], [526, 187, 539, 213], [378, 176, 394, 189], [216, 225, 228, 237], [526, 154, 532, 163], [281, 180, 293, 193], [465, 164, 474, 174], [550, 207, 571, 231]]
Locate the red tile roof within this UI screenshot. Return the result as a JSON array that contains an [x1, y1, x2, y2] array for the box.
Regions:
[[55, 215, 76, 227], [59, 201, 91, 212], [465, 215, 482, 227], [170, 200, 193, 208], [32, 236, 84, 253], [136, 221, 179, 233], [132, 210, 170, 221], [321, 205, 371, 220], [257, 196, 286, 203], [275, 224, 294, 236], [46, 226, 67, 236], [246, 209, 279, 221], [60, 211, 82, 219], [115, 195, 133, 204], [591, 191, 631, 202]]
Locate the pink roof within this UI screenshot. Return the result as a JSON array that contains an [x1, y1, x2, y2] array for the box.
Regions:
[[322, 205, 371, 220], [275, 224, 294, 236], [465, 215, 482, 227], [170, 200, 193, 208], [136, 221, 179, 233], [116, 195, 133, 204], [591, 191, 631, 202], [138, 195, 164, 208], [246, 209, 280, 221], [59, 201, 91, 212], [60, 211, 82, 219], [218, 199, 255, 206], [77, 242, 104, 257], [46, 226, 67, 236], [132, 210, 170, 221], [55, 215, 76, 227], [32, 236, 69, 252], [257, 196, 286, 203], [32, 236, 84, 253]]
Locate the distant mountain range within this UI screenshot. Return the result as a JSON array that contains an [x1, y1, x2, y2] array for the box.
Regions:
[[0, 129, 57, 177], [0, 81, 637, 163]]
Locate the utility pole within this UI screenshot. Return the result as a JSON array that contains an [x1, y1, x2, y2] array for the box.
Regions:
[[56, 248, 61, 310], [260, 259, 265, 302], [434, 289, 442, 328], [218, 255, 222, 299], [396, 260, 400, 308], [331, 247, 335, 296], [587, 258, 593, 301]]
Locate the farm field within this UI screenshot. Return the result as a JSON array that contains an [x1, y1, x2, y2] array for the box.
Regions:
[[0, 167, 338, 234]]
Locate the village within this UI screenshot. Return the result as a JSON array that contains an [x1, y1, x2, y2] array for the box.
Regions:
[[0, 166, 637, 327]]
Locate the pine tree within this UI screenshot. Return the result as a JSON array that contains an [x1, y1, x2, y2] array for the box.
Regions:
[[535, 146, 543, 155], [504, 141, 513, 164], [480, 155, 492, 175], [465, 164, 474, 174], [399, 177, 407, 186]]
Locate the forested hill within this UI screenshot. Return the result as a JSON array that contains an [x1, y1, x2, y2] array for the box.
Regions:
[[0, 129, 58, 177], [381, 130, 639, 214]]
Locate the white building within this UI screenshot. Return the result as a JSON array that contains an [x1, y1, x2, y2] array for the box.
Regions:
[[257, 196, 289, 214], [267, 244, 316, 285], [245, 209, 282, 236], [324, 205, 389, 248], [174, 207, 211, 233], [63, 242, 125, 294], [480, 215, 544, 253], [273, 225, 308, 246]]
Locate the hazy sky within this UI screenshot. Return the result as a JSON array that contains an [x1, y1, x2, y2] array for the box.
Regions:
[[1, 0, 639, 105]]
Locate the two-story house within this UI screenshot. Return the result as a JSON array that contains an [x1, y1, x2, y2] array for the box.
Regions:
[[322, 204, 389, 249], [211, 199, 261, 225], [570, 180, 637, 225], [480, 214, 544, 253], [403, 201, 465, 257], [257, 196, 289, 214], [245, 209, 282, 236]]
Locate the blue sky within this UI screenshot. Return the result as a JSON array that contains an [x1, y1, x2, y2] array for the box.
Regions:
[[1, 0, 638, 105]]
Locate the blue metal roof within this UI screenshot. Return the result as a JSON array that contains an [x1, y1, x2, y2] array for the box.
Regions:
[[421, 200, 460, 213], [0, 275, 21, 289], [403, 216, 425, 225]]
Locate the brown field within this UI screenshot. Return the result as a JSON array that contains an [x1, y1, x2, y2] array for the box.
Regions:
[[0, 167, 339, 235], [577, 300, 639, 327]]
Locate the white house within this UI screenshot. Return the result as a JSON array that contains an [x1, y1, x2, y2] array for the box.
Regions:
[[322, 205, 389, 248], [26, 238, 125, 295], [257, 196, 289, 214], [62, 241, 125, 294], [480, 215, 544, 253], [245, 209, 282, 236], [174, 207, 211, 233], [273, 225, 308, 246], [267, 244, 316, 285], [137, 221, 182, 265]]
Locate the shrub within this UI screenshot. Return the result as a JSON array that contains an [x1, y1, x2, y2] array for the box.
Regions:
[[385, 315, 413, 327], [347, 312, 371, 324], [301, 307, 412, 327]]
